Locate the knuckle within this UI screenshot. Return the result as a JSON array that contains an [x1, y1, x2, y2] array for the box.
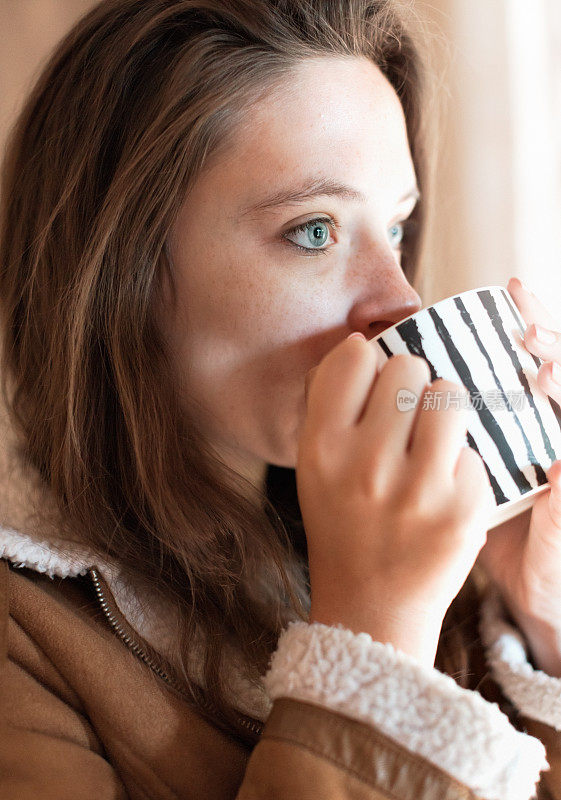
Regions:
[[410, 355, 431, 384], [390, 353, 411, 366], [388, 353, 431, 382], [353, 339, 378, 367], [398, 458, 489, 540], [356, 457, 389, 501], [332, 335, 378, 373], [431, 377, 467, 397], [429, 498, 466, 538], [399, 469, 466, 529], [385, 353, 411, 373], [399, 477, 439, 523]]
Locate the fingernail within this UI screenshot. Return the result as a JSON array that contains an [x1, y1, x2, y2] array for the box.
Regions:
[[534, 323, 557, 344], [552, 362, 561, 386], [511, 276, 533, 295], [347, 331, 366, 341]]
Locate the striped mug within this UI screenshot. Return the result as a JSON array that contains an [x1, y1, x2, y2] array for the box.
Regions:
[[372, 285, 561, 528]]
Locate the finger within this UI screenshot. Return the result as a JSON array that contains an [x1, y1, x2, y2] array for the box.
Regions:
[[536, 361, 561, 405], [408, 379, 472, 478], [546, 459, 561, 528], [453, 446, 495, 525], [359, 353, 432, 456], [508, 277, 561, 332], [304, 334, 381, 431], [523, 323, 561, 369]]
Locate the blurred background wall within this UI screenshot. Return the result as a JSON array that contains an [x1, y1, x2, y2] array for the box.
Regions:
[[416, 0, 561, 310], [1, 0, 561, 313]]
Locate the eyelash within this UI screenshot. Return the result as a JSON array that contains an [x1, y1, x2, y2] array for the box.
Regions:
[[282, 216, 417, 257]]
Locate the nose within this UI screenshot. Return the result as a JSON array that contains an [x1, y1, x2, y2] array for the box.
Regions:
[[346, 256, 422, 339]]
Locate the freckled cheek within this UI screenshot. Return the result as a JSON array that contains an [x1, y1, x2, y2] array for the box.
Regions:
[[186, 251, 333, 379], [227, 281, 310, 346]]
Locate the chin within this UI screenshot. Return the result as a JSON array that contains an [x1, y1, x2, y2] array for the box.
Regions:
[[267, 441, 298, 471], [263, 402, 304, 471]]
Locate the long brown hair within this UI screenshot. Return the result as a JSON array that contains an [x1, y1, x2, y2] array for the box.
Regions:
[[0, 0, 471, 740]]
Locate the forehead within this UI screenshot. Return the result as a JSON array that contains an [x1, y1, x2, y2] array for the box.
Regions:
[[212, 56, 413, 200]]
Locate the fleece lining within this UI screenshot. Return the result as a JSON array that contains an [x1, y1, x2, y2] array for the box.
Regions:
[[0, 526, 95, 578], [263, 620, 549, 800], [479, 584, 561, 732]]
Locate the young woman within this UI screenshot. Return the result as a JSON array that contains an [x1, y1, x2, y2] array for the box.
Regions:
[[1, 1, 561, 797]]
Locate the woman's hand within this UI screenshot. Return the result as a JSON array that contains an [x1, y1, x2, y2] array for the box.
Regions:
[[297, 334, 495, 669], [476, 276, 561, 676]]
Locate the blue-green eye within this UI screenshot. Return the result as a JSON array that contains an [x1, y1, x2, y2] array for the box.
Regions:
[[388, 222, 404, 248], [307, 221, 329, 246], [283, 216, 336, 255]]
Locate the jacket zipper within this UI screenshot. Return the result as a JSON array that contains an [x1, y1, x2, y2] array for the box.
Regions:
[[88, 567, 264, 737]]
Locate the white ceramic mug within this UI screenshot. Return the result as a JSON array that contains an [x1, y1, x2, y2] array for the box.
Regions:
[[372, 285, 561, 528]]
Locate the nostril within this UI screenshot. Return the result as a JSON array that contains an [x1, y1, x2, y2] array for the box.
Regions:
[[368, 321, 394, 338]]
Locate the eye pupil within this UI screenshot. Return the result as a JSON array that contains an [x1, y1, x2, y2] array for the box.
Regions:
[[308, 222, 328, 246]]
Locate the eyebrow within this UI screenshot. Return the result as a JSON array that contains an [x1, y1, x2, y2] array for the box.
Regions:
[[237, 177, 420, 218]]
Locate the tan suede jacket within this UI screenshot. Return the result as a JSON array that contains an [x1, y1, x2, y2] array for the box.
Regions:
[[1, 406, 561, 799]]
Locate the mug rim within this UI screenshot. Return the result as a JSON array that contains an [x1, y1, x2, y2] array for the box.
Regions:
[[372, 284, 510, 343]]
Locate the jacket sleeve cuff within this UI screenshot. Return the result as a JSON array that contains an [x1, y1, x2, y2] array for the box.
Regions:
[[479, 582, 561, 731], [263, 620, 548, 800]]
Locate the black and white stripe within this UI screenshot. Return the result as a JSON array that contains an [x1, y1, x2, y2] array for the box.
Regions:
[[373, 287, 561, 508]]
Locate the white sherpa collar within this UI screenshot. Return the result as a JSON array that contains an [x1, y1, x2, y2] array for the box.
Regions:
[[0, 525, 101, 579]]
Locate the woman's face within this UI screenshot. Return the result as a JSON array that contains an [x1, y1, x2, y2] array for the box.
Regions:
[[164, 56, 422, 492]]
